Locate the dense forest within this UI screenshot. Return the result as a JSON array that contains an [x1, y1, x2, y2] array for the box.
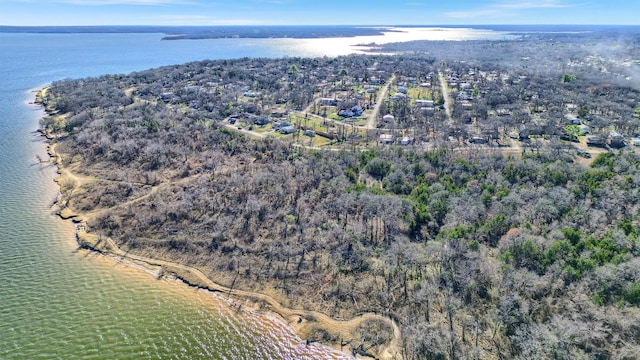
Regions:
[[39, 34, 640, 359]]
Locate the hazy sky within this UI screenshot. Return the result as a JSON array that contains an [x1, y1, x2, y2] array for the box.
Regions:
[[1, 0, 638, 26]]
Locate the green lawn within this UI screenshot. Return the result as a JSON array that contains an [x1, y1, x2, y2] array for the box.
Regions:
[[407, 87, 434, 100]]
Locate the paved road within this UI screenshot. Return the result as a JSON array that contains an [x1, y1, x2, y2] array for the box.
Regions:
[[366, 74, 395, 129], [438, 72, 453, 125]]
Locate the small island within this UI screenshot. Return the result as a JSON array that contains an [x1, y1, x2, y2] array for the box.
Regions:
[[39, 32, 640, 359]]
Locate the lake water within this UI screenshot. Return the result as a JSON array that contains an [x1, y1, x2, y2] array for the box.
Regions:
[[0, 28, 514, 359]]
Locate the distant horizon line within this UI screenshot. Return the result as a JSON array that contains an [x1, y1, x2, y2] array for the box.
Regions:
[[1, 24, 639, 28]]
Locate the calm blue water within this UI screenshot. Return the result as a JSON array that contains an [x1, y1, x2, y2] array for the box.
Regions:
[[0, 32, 363, 360], [0, 28, 519, 359]]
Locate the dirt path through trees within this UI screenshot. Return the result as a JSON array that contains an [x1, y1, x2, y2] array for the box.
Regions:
[[52, 146, 402, 359]]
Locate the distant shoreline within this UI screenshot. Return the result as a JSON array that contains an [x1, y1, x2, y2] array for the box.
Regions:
[[3, 24, 639, 40], [0, 25, 390, 39]]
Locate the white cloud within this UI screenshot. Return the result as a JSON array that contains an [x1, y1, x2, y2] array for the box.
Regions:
[[445, 0, 575, 20], [495, 0, 574, 9]]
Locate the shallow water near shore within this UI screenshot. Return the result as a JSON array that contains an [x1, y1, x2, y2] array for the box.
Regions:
[[0, 108, 349, 360], [0, 28, 514, 359], [0, 32, 359, 360]]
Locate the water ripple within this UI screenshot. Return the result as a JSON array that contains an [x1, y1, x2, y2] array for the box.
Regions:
[[0, 33, 358, 360]]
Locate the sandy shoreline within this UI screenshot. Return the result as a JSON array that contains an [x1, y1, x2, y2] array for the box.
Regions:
[[34, 88, 401, 359]]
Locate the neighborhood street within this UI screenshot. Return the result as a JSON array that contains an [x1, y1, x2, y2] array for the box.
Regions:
[[367, 74, 395, 129], [438, 72, 453, 126]]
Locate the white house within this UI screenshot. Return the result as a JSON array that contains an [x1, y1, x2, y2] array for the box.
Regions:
[[415, 99, 434, 108], [379, 134, 394, 144], [400, 136, 414, 145]]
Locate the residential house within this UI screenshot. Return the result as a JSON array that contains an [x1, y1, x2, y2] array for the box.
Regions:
[[273, 121, 293, 130], [415, 99, 435, 108], [338, 105, 364, 118], [254, 116, 271, 126], [280, 125, 297, 134], [379, 134, 394, 144], [400, 136, 414, 145], [578, 124, 591, 135], [271, 109, 288, 118], [565, 114, 581, 124], [608, 131, 625, 148], [587, 135, 605, 146], [321, 98, 338, 106]]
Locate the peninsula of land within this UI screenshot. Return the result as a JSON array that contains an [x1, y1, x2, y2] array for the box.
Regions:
[[39, 33, 640, 359], [0, 25, 388, 39]]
